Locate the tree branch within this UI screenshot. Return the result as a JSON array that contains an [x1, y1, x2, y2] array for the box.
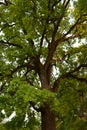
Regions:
[[44, 14, 85, 83], [69, 74, 87, 83], [0, 81, 7, 92], [29, 101, 41, 112], [64, 17, 80, 36], [64, 0, 70, 8], [9, 62, 34, 77], [0, 40, 22, 48], [47, 15, 85, 70], [0, 62, 34, 91], [51, 0, 61, 11], [0, 0, 14, 6], [63, 0, 66, 5], [45, 14, 66, 71], [53, 64, 87, 92], [40, 28, 46, 48], [0, 23, 15, 32], [66, 64, 87, 74], [64, 34, 78, 41], [0, 2, 5, 5]]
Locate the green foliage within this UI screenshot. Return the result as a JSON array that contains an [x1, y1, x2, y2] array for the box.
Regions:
[[78, 0, 87, 14], [0, 0, 87, 129]]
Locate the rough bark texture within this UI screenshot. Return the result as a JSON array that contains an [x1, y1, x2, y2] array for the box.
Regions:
[[41, 104, 56, 130], [38, 61, 57, 130]]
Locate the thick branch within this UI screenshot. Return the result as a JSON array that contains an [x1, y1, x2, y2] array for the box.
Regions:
[[44, 13, 86, 85], [45, 4, 81, 71], [45, 16, 84, 70], [53, 64, 87, 92], [45, 35, 65, 70], [45, 15, 66, 71]]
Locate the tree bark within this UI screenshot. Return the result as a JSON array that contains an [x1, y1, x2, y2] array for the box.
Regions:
[[38, 62, 57, 129], [41, 104, 56, 130]]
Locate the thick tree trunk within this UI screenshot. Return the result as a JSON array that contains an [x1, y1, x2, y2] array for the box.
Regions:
[[41, 104, 56, 130], [38, 63, 57, 129]]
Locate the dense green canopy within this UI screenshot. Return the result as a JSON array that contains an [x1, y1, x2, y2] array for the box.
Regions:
[[0, 0, 87, 130]]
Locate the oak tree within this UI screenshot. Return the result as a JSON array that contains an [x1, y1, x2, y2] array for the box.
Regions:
[[0, 0, 87, 130]]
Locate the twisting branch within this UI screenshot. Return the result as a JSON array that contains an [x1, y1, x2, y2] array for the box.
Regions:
[[53, 64, 87, 92]]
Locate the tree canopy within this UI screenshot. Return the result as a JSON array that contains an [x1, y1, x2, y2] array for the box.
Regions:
[[0, 0, 87, 130]]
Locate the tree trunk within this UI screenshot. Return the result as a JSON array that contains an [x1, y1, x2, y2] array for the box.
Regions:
[[41, 104, 56, 130]]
